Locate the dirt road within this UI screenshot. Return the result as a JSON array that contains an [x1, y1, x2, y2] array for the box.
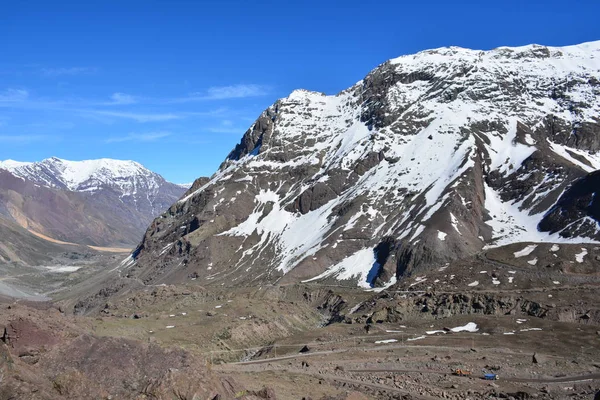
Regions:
[[348, 368, 600, 384]]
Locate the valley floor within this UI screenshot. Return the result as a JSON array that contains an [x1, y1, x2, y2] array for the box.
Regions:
[[0, 243, 599, 399]]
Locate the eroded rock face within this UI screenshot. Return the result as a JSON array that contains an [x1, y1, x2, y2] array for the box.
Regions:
[[126, 41, 600, 289]]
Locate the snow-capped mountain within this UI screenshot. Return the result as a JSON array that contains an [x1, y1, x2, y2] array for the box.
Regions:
[[3, 157, 164, 197], [0, 158, 187, 247], [125, 41, 600, 288]]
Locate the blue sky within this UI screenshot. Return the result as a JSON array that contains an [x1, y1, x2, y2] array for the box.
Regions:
[[1, 0, 599, 183]]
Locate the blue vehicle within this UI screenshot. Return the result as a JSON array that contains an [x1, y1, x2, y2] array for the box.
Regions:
[[484, 373, 499, 380]]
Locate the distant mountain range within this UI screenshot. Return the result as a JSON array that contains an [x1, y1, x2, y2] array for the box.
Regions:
[[122, 41, 600, 289], [0, 157, 188, 249]]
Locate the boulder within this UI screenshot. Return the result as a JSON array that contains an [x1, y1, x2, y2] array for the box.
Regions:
[[299, 345, 310, 354], [370, 309, 389, 323], [532, 353, 547, 364]]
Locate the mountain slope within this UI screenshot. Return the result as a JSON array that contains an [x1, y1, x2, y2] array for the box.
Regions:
[[0, 212, 80, 267], [0, 158, 186, 247], [126, 41, 600, 288]]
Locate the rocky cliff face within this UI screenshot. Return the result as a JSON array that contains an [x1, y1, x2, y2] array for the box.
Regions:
[[0, 158, 186, 247], [126, 41, 600, 288]]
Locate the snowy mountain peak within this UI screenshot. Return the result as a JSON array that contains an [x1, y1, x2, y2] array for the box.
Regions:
[[392, 40, 600, 64], [287, 88, 328, 100], [0, 157, 166, 194], [0, 159, 33, 170], [0, 157, 187, 246]]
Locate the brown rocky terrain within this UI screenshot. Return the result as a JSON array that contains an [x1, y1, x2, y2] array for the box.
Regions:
[[35, 241, 595, 399], [0, 238, 597, 398], [0, 302, 282, 400]]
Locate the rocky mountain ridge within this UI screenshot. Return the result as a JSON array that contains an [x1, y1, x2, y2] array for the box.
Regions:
[[125, 41, 600, 289]]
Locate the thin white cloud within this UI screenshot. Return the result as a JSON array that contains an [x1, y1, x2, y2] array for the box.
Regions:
[[168, 84, 269, 103], [88, 110, 181, 122], [105, 131, 172, 143], [0, 134, 50, 144], [205, 118, 250, 134], [0, 88, 29, 102], [205, 84, 269, 99], [109, 92, 136, 105], [41, 67, 97, 77], [181, 107, 229, 117], [27, 121, 75, 130]]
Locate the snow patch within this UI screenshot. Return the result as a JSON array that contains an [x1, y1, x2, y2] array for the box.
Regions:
[[487, 119, 536, 176], [426, 330, 445, 335], [450, 322, 479, 333], [303, 248, 379, 288], [575, 248, 588, 263], [527, 258, 538, 265], [514, 245, 537, 257], [548, 141, 600, 173], [348, 302, 363, 315], [44, 266, 81, 273], [409, 276, 428, 288]]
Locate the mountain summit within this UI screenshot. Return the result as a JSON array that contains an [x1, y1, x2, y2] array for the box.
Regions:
[[0, 157, 186, 247], [2, 157, 169, 199], [125, 41, 600, 289]]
